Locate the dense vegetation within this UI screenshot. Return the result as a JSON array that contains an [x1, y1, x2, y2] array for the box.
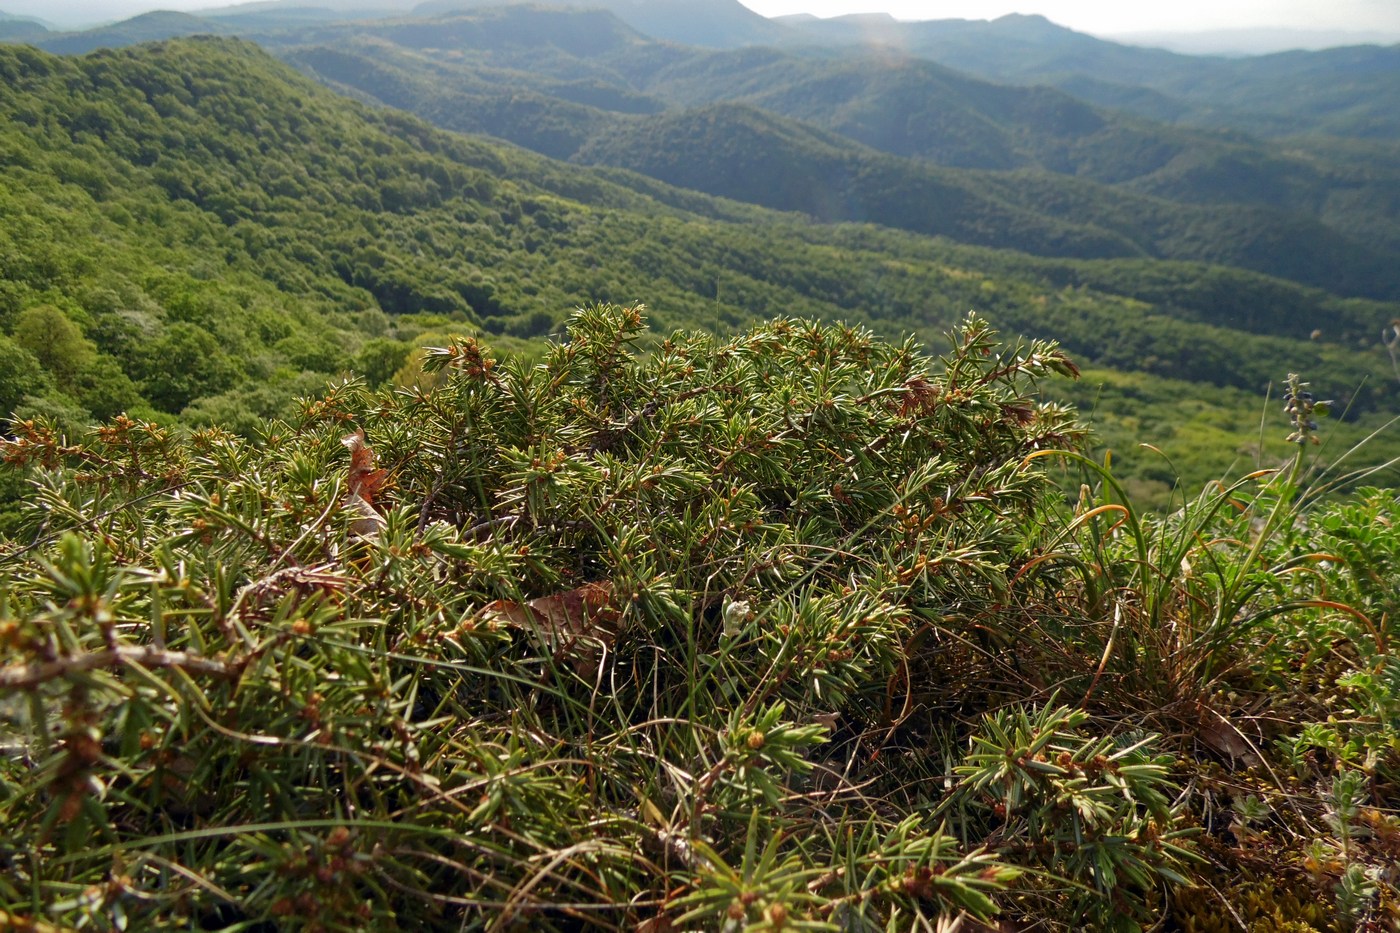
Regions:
[[3, 36, 1395, 513], [1, 13, 1398, 930], [265, 8, 1400, 299], [1, 308, 1397, 930], [15, 7, 1400, 299]]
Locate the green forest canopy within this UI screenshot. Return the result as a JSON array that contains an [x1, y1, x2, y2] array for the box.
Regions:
[[0, 37, 1396, 510]]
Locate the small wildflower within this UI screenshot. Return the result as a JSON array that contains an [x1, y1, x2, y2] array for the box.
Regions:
[[1282, 373, 1330, 445], [721, 598, 750, 639]]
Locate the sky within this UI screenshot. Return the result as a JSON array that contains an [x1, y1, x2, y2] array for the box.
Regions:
[[6, 0, 1400, 38], [736, 0, 1400, 36]]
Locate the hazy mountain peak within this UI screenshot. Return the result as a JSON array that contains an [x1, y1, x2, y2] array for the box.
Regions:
[[0, 7, 49, 33], [124, 9, 211, 24], [408, 0, 782, 47], [992, 13, 1052, 25], [825, 12, 897, 26], [1107, 26, 1400, 55], [197, 1, 404, 16], [984, 12, 1084, 41], [0, 7, 50, 26]]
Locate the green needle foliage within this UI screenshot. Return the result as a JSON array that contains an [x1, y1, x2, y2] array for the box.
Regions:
[[944, 703, 1195, 928], [0, 305, 1397, 931]]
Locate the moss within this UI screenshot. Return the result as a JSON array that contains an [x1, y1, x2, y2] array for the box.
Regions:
[[1173, 878, 1334, 933]]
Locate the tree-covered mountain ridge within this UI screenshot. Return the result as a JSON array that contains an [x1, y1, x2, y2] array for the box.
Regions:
[[0, 35, 1397, 514], [194, 6, 1400, 300], [27, 0, 1400, 140], [14, 5, 1400, 301], [773, 11, 1400, 139]]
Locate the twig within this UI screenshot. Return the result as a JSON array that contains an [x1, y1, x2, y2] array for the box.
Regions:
[[464, 514, 520, 540], [0, 482, 191, 566], [0, 909, 75, 933], [588, 385, 717, 454], [0, 646, 234, 690]]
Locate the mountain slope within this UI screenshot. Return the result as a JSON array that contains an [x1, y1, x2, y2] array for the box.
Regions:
[[412, 0, 785, 48], [17, 5, 1400, 299], [1, 37, 1396, 494], [18, 2, 1400, 142], [29, 11, 230, 55], [264, 19, 1400, 299], [287, 40, 629, 160], [0, 12, 45, 41], [571, 100, 1400, 295], [779, 12, 1400, 140], [781, 13, 1211, 85]]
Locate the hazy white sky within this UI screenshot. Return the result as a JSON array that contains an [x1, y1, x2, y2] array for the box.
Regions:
[[7, 0, 1400, 36], [737, 0, 1400, 35]]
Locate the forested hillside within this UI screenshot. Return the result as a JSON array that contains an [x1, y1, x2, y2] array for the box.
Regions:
[[243, 8, 1400, 300], [16, 6, 1400, 303], [568, 101, 1400, 297], [414, 0, 785, 47], [369, 3, 1400, 140], [0, 17, 43, 41], [774, 13, 1400, 139], [0, 37, 1397, 513]]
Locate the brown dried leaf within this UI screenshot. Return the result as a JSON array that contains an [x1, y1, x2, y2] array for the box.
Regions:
[[1197, 712, 1261, 767], [341, 430, 388, 505], [341, 430, 388, 537], [344, 492, 387, 538], [483, 582, 619, 661]]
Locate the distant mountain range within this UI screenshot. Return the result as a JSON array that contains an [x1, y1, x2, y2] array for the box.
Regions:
[[765, 12, 1400, 138], [0, 8, 47, 39], [268, 7, 1400, 299], [7, 1, 1400, 304], [1108, 27, 1400, 56], [415, 0, 785, 48], [2, 25, 1400, 492], [15, 0, 1400, 56], [11, 2, 1400, 139]]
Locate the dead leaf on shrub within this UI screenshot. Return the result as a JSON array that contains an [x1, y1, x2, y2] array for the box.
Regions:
[[1197, 707, 1262, 767], [482, 582, 620, 669], [341, 430, 388, 537]]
